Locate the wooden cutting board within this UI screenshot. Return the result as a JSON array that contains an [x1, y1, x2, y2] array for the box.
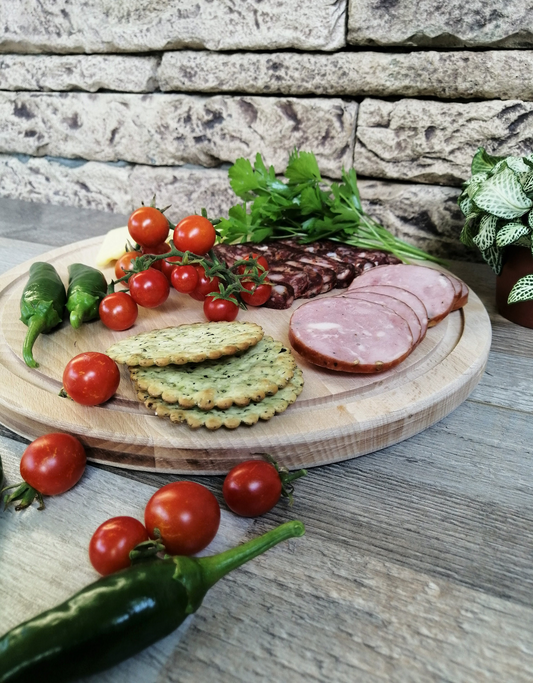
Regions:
[[0, 236, 492, 474]]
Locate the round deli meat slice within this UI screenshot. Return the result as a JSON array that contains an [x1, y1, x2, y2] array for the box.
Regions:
[[289, 297, 415, 373], [345, 284, 429, 343], [445, 274, 469, 310], [338, 290, 422, 345], [348, 264, 456, 326]]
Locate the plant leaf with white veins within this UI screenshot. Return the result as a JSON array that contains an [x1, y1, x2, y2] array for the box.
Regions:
[[495, 223, 530, 247], [508, 274, 533, 303], [473, 167, 533, 219], [473, 214, 498, 250]]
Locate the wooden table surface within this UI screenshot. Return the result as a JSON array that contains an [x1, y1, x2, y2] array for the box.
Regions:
[[1, 197, 532, 683]]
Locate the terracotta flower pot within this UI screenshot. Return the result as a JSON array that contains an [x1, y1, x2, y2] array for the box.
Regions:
[[496, 246, 533, 328]]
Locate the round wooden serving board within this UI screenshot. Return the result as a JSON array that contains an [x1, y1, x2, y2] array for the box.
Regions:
[[0, 237, 492, 474]]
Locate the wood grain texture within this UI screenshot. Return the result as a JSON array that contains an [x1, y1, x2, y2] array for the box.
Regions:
[[0, 236, 491, 473], [1, 201, 533, 683]]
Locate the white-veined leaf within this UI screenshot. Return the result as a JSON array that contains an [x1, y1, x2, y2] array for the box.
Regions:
[[473, 214, 498, 250], [495, 222, 530, 247], [505, 156, 532, 174], [465, 172, 489, 199], [460, 219, 479, 248], [515, 235, 532, 248], [482, 245, 503, 274], [458, 195, 474, 217], [520, 170, 533, 194], [472, 167, 533, 218], [508, 274, 533, 303], [471, 147, 505, 175], [488, 159, 508, 177]]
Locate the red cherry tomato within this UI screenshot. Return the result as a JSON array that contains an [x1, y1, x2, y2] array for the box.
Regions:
[[99, 292, 138, 331], [63, 352, 120, 406], [173, 215, 216, 256], [129, 269, 170, 308], [235, 253, 269, 275], [141, 242, 171, 271], [171, 265, 199, 294], [203, 295, 239, 322], [89, 516, 149, 576], [223, 460, 283, 517], [161, 255, 182, 281], [128, 207, 169, 247], [20, 433, 86, 497], [240, 281, 272, 306], [189, 266, 221, 301], [144, 481, 220, 556], [114, 251, 140, 280]]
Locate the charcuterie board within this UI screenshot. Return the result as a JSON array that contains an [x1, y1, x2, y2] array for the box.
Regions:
[[0, 236, 491, 474]]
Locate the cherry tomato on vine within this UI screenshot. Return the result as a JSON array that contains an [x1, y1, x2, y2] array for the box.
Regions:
[[173, 215, 216, 255], [203, 295, 239, 322], [235, 253, 269, 275], [189, 266, 221, 301], [141, 242, 171, 271], [89, 516, 149, 576], [222, 460, 282, 517], [129, 269, 170, 308], [114, 251, 140, 280], [161, 255, 182, 281], [63, 352, 120, 406], [144, 481, 220, 556], [99, 292, 138, 331], [128, 206, 170, 248], [240, 281, 272, 307], [171, 264, 199, 294]]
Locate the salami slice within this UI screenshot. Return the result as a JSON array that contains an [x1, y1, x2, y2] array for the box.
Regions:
[[348, 264, 456, 326], [339, 290, 422, 345], [345, 284, 429, 343], [289, 297, 414, 373]]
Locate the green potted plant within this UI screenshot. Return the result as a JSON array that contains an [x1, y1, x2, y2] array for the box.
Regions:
[[459, 147, 533, 328]]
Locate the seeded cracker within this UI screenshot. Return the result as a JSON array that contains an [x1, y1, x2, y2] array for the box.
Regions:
[[106, 321, 264, 367], [130, 337, 296, 410], [138, 367, 304, 430]]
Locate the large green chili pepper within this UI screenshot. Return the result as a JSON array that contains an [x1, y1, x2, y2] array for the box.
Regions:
[[66, 263, 107, 329], [0, 520, 304, 683], [20, 262, 67, 368]]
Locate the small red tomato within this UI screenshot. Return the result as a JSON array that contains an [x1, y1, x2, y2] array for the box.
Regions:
[[223, 460, 282, 517], [144, 481, 220, 556], [235, 253, 269, 276], [20, 433, 86, 497], [189, 267, 221, 302], [141, 242, 171, 271], [173, 215, 216, 256], [114, 251, 140, 280], [99, 292, 138, 331], [161, 255, 182, 281], [171, 265, 199, 294], [128, 206, 169, 247], [89, 516, 149, 576], [129, 269, 170, 308], [203, 295, 239, 322], [63, 352, 120, 406], [240, 281, 272, 306]]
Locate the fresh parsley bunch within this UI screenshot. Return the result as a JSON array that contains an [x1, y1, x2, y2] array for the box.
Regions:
[[459, 147, 533, 303], [214, 150, 442, 264]]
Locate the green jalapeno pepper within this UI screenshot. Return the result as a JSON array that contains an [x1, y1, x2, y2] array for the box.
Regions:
[[0, 520, 304, 683], [66, 263, 108, 329], [20, 262, 67, 368]]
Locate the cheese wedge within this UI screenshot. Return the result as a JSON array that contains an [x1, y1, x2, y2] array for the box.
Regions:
[[95, 226, 131, 267]]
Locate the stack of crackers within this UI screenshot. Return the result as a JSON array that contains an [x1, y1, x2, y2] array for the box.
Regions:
[[106, 321, 303, 430]]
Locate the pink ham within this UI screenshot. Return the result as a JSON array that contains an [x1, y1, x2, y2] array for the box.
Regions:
[[338, 290, 423, 346], [348, 264, 456, 326], [445, 274, 469, 311], [345, 284, 429, 343], [289, 297, 414, 373]]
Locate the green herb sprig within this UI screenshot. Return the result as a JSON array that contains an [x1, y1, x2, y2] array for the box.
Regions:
[[459, 147, 533, 304], [212, 150, 443, 265]]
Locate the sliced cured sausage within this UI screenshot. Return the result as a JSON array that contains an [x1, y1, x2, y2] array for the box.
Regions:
[[289, 297, 414, 373], [339, 290, 422, 345], [348, 264, 456, 326], [345, 284, 429, 342], [445, 274, 469, 311]]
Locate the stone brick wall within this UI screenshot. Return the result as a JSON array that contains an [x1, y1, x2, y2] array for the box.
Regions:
[[1, 0, 532, 260]]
